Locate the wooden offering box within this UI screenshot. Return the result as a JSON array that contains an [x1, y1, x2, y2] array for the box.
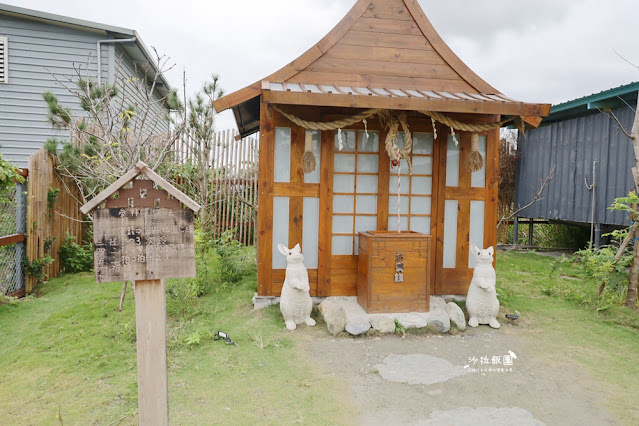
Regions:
[[357, 231, 431, 313]]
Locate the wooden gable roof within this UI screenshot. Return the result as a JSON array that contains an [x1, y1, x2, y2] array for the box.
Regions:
[[214, 0, 550, 136], [80, 161, 201, 214]]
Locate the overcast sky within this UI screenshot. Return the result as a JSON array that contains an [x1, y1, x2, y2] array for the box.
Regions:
[[6, 0, 639, 130]]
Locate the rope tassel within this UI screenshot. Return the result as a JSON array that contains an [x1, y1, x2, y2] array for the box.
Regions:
[[466, 133, 484, 172], [302, 131, 316, 174]]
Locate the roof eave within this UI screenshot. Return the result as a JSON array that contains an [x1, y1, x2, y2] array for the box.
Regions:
[[126, 30, 174, 97], [262, 90, 550, 118], [213, 0, 373, 113], [551, 81, 639, 114], [231, 88, 550, 136], [0, 2, 135, 36], [0, 3, 173, 97], [543, 89, 639, 125]]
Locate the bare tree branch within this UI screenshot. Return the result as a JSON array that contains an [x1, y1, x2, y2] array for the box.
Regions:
[[44, 50, 186, 205], [230, 181, 258, 210], [497, 164, 555, 228], [599, 108, 633, 138], [613, 49, 639, 70]]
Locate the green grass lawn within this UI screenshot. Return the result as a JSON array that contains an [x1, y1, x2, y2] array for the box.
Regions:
[[497, 250, 639, 424], [1, 250, 638, 424], [0, 269, 351, 425]]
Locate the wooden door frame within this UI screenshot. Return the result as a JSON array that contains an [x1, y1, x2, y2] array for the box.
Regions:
[[434, 126, 500, 295]]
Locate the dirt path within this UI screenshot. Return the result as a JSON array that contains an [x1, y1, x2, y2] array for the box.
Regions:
[[301, 323, 617, 425]]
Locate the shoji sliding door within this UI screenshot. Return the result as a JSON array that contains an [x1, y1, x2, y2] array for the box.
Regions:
[[329, 129, 380, 295], [436, 129, 498, 294]]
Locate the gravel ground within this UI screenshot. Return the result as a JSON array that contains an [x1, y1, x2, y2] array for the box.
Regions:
[[300, 323, 616, 425]]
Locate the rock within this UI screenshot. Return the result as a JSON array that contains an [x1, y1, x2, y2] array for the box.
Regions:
[[427, 310, 451, 333], [325, 297, 371, 336], [319, 299, 347, 335], [442, 295, 456, 303], [368, 315, 396, 334], [338, 297, 368, 319], [446, 302, 466, 331], [395, 313, 428, 329], [345, 317, 372, 335], [441, 295, 467, 304], [430, 296, 447, 312]]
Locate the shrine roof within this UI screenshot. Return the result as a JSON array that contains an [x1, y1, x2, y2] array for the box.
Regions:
[[214, 0, 550, 136]]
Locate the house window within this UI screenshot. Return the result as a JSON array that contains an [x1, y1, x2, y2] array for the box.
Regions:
[[0, 36, 7, 84]]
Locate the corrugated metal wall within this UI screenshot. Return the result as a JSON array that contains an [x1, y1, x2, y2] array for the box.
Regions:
[[515, 105, 636, 227]]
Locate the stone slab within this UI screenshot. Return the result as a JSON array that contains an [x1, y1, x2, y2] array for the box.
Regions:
[[253, 293, 324, 310], [416, 407, 544, 426], [375, 354, 470, 385]]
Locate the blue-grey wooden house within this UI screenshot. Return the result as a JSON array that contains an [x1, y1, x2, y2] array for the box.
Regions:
[[515, 82, 639, 246], [0, 3, 173, 168]]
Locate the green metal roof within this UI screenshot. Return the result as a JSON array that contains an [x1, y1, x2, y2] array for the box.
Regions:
[[544, 81, 639, 124]]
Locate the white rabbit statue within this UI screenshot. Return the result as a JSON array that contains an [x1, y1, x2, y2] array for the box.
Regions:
[[466, 245, 500, 328], [278, 243, 316, 331]]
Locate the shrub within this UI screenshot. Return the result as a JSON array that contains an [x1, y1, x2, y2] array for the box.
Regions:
[[59, 233, 93, 273], [542, 238, 633, 309], [0, 153, 23, 191], [166, 278, 203, 319], [165, 230, 255, 320], [569, 243, 632, 306], [213, 229, 254, 285], [23, 255, 55, 286]]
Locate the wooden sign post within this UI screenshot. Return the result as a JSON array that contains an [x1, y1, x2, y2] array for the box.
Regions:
[[81, 162, 200, 426]]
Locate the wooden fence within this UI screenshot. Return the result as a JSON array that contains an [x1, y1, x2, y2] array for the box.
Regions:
[[26, 148, 84, 293], [173, 130, 259, 245], [22, 128, 258, 292]]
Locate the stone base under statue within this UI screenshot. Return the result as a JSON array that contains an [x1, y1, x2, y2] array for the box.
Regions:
[[253, 294, 468, 336]]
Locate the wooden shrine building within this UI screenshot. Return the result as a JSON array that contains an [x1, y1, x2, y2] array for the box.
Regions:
[[214, 0, 550, 302]]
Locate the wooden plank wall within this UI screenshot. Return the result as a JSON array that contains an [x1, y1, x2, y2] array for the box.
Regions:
[[172, 130, 259, 246], [25, 148, 84, 293], [285, 0, 479, 94]]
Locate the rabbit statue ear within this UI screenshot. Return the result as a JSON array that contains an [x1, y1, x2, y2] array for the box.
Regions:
[[293, 243, 301, 252], [487, 246, 494, 256], [278, 244, 289, 256], [470, 245, 480, 256]]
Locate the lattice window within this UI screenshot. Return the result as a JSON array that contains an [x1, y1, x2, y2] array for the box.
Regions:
[[332, 130, 380, 255], [388, 132, 434, 234]]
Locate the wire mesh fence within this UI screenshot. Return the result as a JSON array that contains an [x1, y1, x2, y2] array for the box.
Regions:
[[1, 181, 27, 296], [503, 219, 590, 250]]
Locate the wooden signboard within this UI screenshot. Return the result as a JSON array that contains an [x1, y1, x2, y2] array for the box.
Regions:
[[81, 162, 201, 426], [93, 207, 195, 283]]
